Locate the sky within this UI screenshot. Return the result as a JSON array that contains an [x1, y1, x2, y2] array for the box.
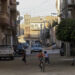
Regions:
[[17, 0, 57, 17]]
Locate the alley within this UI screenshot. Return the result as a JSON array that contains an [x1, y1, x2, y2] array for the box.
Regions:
[[0, 0, 75, 75]]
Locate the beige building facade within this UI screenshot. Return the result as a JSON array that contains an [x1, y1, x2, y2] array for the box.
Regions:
[[45, 16, 58, 46], [24, 15, 44, 39], [20, 14, 45, 44]]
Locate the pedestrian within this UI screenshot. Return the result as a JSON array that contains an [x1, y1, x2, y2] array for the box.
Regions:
[[37, 51, 44, 62], [22, 50, 27, 64], [44, 51, 50, 64], [37, 51, 44, 68]]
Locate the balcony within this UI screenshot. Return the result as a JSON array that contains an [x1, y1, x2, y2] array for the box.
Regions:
[[10, 0, 19, 11], [10, 5, 16, 11], [10, 0, 16, 5], [10, 0, 16, 11], [0, 11, 10, 26], [10, 19, 16, 28], [68, 0, 75, 8]]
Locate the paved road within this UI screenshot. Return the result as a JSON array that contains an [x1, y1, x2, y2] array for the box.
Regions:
[[0, 54, 75, 75], [26, 47, 60, 55]]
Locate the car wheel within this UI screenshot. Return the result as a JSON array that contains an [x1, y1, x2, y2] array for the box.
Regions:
[[0, 57, 1, 60], [10, 56, 14, 60], [31, 51, 33, 54]]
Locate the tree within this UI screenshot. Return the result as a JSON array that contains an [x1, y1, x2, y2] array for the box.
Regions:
[[56, 19, 75, 42]]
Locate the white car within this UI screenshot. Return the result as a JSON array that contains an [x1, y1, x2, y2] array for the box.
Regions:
[[0, 45, 14, 60]]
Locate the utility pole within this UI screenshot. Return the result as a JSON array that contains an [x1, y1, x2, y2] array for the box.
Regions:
[[43, 20, 46, 46], [40, 24, 42, 40], [17, 14, 23, 36], [18, 14, 21, 36]]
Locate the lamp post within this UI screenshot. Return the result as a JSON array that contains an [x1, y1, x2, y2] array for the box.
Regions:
[[44, 20, 46, 42], [40, 18, 47, 46], [40, 24, 42, 39]]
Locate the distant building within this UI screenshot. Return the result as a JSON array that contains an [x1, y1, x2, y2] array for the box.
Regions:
[[21, 14, 58, 45], [30, 16, 44, 39], [24, 14, 31, 39], [45, 16, 58, 45], [23, 14, 45, 44]]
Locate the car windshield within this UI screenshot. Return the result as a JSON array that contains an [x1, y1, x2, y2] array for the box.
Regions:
[[32, 44, 41, 47]]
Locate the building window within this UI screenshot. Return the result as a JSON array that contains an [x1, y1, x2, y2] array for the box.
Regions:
[[35, 24, 38, 29]]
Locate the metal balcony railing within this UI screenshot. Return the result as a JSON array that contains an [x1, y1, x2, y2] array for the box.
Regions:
[[0, 10, 10, 18], [10, 0, 16, 5], [68, 0, 75, 6], [10, 0, 19, 5], [0, 10, 10, 25]]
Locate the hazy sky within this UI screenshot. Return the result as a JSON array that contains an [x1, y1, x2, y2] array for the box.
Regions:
[[17, 0, 57, 17]]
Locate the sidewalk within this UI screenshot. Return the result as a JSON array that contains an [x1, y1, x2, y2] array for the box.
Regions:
[[43, 45, 58, 50]]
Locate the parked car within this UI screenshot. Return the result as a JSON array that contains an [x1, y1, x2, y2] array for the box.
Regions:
[[16, 44, 24, 55], [31, 44, 42, 54], [22, 43, 29, 48], [0, 45, 14, 60]]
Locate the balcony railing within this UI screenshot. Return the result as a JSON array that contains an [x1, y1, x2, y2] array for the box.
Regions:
[[10, 0, 16, 5], [10, 0, 19, 5], [10, 4, 16, 11], [10, 0, 18, 11], [68, 0, 75, 7], [10, 19, 16, 27], [0, 11, 10, 25]]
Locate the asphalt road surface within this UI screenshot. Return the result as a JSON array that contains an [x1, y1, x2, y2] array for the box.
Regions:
[[0, 54, 75, 75]]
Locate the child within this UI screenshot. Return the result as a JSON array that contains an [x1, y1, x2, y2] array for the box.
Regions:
[[44, 51, 50, 64]]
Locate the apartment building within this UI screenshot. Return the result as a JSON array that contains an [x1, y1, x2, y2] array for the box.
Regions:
[[68, 0, 75, 18], [24, 14, 31, 39], [56, 0, 75, 56], [21, 14, 44, 44], [59, 0, 75, 18], [0, 0, 18, 45], [44, 16, 58, 46]]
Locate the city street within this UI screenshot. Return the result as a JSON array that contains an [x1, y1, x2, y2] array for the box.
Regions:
[[0, 53, 75, 75], [0, 0, 75, 75], [26, 46, 60, 55]]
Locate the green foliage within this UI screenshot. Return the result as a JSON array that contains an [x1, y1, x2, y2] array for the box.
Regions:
[[56, 19, 75, 42], [52, 21, 58, 27]]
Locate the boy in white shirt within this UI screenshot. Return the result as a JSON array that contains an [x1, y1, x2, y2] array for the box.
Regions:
[[44, 51, 50, 64]]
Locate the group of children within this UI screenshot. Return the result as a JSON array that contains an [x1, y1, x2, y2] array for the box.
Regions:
[[37, 51, 50, 64], [22, 50, 50, 64]]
